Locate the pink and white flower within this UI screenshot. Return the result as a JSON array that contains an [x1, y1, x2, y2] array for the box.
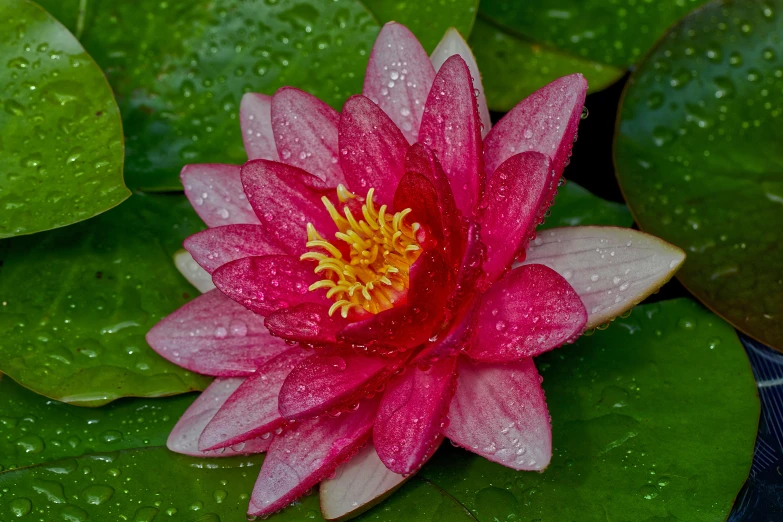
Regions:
[[147, 23, 685, 520]]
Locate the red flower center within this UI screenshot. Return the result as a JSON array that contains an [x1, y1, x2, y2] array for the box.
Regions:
[[301, 185, 421, 318]]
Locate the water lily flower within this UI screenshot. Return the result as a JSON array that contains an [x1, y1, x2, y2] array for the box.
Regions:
[[147, 23, 685, 520]]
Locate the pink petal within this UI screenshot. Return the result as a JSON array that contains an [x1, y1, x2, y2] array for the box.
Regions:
[[173, 249, 215, 293], [448, 222, 486, 311], [521, 226, 686, 329], [469, 264, 586, 362], [337, 250, 452, 351], [184, 224, 287, 274], [167, 378, 272, 457], [278, 352, 402, 420], [374, 357, 455, 474], [363, 22, 435, 144], [212, 255, 329, 316], [483, 75, 587, 206], [198, 348, 310, 451], [320, 442, 409, 521], [419, 55, 484, 216], [248, 399, 378, 516], [240, 93, 279, 161], [241, 159, 337, 256], [443, 358, 551, 471], [271, 87, 344, 189], [430, 28, 491, 138], [338, 95, 408, 205], [478, 151, 552, 282], [146, 289, 289, 377], [414, 299, 478, 363], [264, 303, 350, 346], [396, 143, 463, 267], [181, 164, 259, 227]]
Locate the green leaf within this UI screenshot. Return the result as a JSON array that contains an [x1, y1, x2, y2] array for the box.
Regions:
[[0, 0, 128, 238], [35, 0, 381, 192], [614, 0, 783, 350], [422, 299, 758, 520], [540, 180, 633, 231], [0, 446, 475, 521], [361, 0, 478, 52], [479, 0, 709, 69], [0, 194, 210, 406], [469, 17, 624, 111], [0, 375, 194, 471]]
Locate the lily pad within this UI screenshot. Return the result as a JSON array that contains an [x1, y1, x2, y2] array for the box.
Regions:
[[540, 180, 632, 231], [0, 446, 474, 521], [479, 0, 709, 69], [36, 0, 381, 191], [469, 17, 623, 111], [0, 375, 194, 471], [0, 0, 128, 238], [614, 0, 783, 350], [362, 0, 478, 52], [421, 299, 758, 520], [0, 194, 210, 407]]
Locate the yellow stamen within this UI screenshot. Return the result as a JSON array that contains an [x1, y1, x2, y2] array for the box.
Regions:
[[300, 185, 421, 317]]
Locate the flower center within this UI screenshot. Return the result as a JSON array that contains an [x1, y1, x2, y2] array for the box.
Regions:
[[301, 185, 421, 318]]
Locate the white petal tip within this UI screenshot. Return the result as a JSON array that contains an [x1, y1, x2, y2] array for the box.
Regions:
[[174, 249, 215, 293]]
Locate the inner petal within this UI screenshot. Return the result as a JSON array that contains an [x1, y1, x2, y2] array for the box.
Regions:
[[301, 186, 422, 318]]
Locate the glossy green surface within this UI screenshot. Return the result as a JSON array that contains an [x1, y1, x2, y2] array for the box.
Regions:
[[0, 0, 128, 238], [479, 0, 709, 69], [362, 0, 478, 52], [540, 180, 633, 231], [0, 447, 476, 521], [615, 0, 783, 350], [422, 299, 758, 521], [0, 194, 210, 406], [0, 375, 195, 471], [470, 17, 623, 111], [37, 0, 382, 191]]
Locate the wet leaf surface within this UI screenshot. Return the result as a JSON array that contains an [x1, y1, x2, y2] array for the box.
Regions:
[[540, 180, 633, 231], [421, 299, 758, 521], [37, 0, 382, 191], [0, 375, 194, 471], [469, 17, 623, 111], [362, 0, 478, 52], [0, 0, 128, 238], [0, 194, 210, 406], [615, 0, 783, 350]]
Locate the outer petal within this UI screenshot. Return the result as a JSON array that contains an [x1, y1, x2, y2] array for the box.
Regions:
[[198, 348, 310, 451], [478, 151, 552, 282], [167, 378, 272, 457], [363, 22, 435, 143], [419, 55, 484, 216], [320, 442, 408, 521], [240, 92, 279, 161], [181, 164, 259, 227], [443, 358, 551, 471], [374, 357, 455, 474], [241, 160, 336, 256], [484, 74, 587, 199], [430, 28, 491, 138], [278, 352, 402, 420], [146, 289, 289, 376], [337, 250, 452, 351], [248, 399, 378, 517], [271, 87, 344, 189], [338, 95, 408, 205], [521, 226, 686, 329], [184, 224, 287, 274], [212, 255, 329, 316], [397, 144, 463, 268], [174, 249, 215, 293], [469, 264, 587, 362], [265, 303, 350, 346]]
